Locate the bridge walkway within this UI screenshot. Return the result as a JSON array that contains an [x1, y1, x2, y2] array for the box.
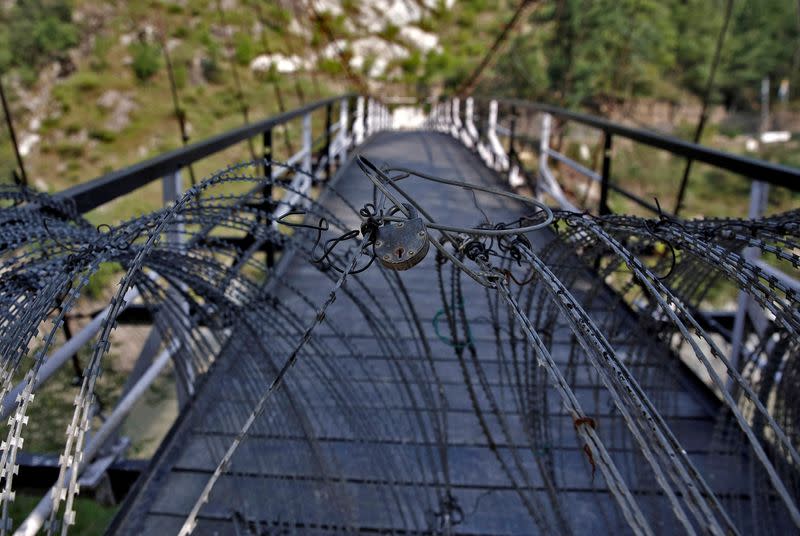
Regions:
[[110, 131, 734, 535]]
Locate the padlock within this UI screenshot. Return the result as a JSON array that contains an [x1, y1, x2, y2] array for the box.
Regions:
[[373, 204, 430, 270]]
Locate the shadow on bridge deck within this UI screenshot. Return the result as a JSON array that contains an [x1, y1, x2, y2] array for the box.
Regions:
[[110, 131, 738, 536]]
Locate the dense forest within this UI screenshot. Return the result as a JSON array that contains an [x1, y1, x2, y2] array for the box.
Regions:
[[481, 0, 800, 110]]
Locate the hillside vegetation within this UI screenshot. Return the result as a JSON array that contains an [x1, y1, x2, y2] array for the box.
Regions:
[[0, 0, 797, 221], [0, 0, 524, 217]]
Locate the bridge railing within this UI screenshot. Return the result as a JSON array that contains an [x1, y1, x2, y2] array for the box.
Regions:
[[429, 95, 799, 383], [35, 94, 391, 400], [8, 94, 391, 516], [56, 94, 390, 214], [430, 97, 799, 215], [39, 92, 390, 401], [53, 92, 390, 378]]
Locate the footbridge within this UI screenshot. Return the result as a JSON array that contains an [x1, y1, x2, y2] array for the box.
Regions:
[[1, 95, 799, 535]]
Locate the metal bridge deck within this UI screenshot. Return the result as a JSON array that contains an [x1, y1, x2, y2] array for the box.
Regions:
[[110, 132, 728, 535]]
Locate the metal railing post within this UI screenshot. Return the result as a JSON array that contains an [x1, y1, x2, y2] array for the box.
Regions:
[[366, 98, 373, 136], [162, 170, 182, 206], [465, 98, 472, 142], [263, 128, 273, 180], [729, 180, 770, 381], [673, 163, 692, 217], [324, 102, 333, 181], [354, 96, 365, 145], [465, 97, 478, 147], [599, 132, 613, 215], [161, 169, 194, 401], [488, 100, 498, 168], [262, 128, 275, 268], [474, 100, 482, 139], [474, 100, 489, 163], [451, 98, 461, 139], [339, 97, 349, 163], [447, 99, 453, 132], [302, 112, 312, 175], [162, 170, 183, 245], [539, 113, 552, 199], [487, 100, 509, 171], [505, 104, 521, 187]]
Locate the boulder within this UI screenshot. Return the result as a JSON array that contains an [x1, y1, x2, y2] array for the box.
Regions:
[[97, 90, 137, 132]]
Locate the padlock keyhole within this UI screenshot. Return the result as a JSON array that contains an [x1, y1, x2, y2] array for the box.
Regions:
[[396, 247, 405, 258]]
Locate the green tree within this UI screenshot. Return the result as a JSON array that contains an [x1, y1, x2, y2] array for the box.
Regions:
[[545, 0, 675, 106], [130, 41, 161, 81], [1, 0, 78, 81], [718, 0, 800, 107], [669, 0, 725, 96], [233, 32, 254, 66]]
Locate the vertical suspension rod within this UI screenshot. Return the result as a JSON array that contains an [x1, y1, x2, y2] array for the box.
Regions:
[[160, 31, 197, 186], [215, 0, 257, 161], [250, 0, 295, 154], [673, 0, 735, 216], [0, 75, 27, 186]]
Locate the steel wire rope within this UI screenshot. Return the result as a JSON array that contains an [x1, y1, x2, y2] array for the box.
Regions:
[[572, 217, 800, 528], [177, 232, 374, 535]]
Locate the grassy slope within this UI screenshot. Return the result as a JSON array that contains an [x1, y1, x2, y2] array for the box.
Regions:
[[39, 1, 330, 222], [1, 0, 517, 223], [0, 0, 796, 223]]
